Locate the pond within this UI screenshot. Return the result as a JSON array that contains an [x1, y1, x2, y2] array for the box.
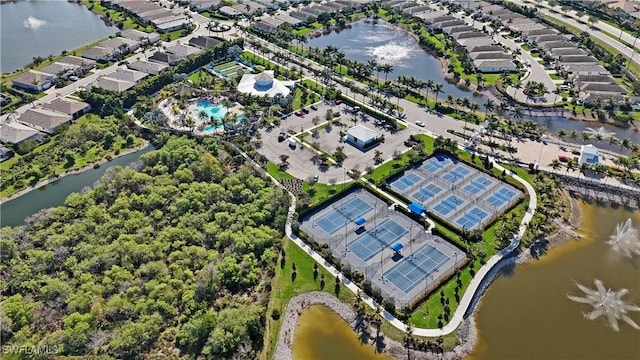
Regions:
[[0, 145, 154, 227], [469, 201, 640, 359], [0, 0, 117, 73], [292, 305, 391, 360], [307, 20, 483, 103]]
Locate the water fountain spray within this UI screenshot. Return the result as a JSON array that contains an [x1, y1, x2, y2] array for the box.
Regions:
[[606, 218, 640, 258], [568, 279, 640, 331]]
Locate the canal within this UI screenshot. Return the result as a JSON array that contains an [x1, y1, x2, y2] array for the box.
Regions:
[[0, 145, 154, 227]]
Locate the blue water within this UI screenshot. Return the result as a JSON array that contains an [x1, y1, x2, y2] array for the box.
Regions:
[[202, 114, 246, 133], [194, 101, 227, 120]]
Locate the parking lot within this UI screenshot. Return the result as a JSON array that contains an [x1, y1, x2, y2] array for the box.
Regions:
[[257, 100, 420, 183]]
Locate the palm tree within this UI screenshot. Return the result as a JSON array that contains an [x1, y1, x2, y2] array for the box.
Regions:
[[569, 130, 578, 142], [581, 132, 591, 142], [432, 83, 444, 109], [510, 105, 524, 122], [607, 136, 620, 147], [550, 159, 562, 171], [483, 99, 495, 119], [368, 59, 378, 80], [476, 72, 485, 88], [557, 129, 567, 140], [620, 137, 631, 154], [335, 50, 345, 74], [380, 63, 393, 82]]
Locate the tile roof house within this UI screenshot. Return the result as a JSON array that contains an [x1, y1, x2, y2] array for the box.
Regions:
[[0, 122, 46, 145], [474, 59, 518, 73], [118, 28, 160, 44], [17, 108, 73, 134], [89, 77, 137, 92], [127, 60, 169, 74], [82, 46, 115, 62], [11, 71, 55, 92], [104, 68, 148, 83], [41, 98, 91, 119], [188, 36, 223, 50]]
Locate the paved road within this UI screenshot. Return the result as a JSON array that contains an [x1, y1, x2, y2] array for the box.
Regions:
[[508, 0, 640, 68]]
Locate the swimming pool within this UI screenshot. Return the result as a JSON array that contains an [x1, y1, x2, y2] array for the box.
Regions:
[[194, 100, 227, 121], [202, 114, 246, 133]]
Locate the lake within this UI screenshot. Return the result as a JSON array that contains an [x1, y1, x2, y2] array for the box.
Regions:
[[292, 305, 391, 360], [0, 145, 154, 227], [0, 0, 117, 74], [307, 20, 483, 102], [469, 201, 640, 359]]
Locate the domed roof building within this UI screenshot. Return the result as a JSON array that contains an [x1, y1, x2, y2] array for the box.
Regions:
[[237, 70, 294, 97]]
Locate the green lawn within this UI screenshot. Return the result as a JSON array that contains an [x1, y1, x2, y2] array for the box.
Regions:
[[81, 0, 155, 32], [262, 237, 356, 360], [549, 73, 563, 80]]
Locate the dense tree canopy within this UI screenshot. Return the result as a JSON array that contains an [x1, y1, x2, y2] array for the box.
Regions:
[[0, 137, 289, 359]]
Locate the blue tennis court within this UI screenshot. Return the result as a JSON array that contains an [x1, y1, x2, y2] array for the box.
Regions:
[[315, 197, 373, 234], [464, 176, 494, 195], [420, 156, 453, 173], [411, 183, 443, 203], [442, 165, 472, 184], [384, 244, 451, 293], [455, 206, 488, 229], [348, 219, 408, 261], [432, 195, 465, 217], [390, 173, 424, 191], [485, 187, 518, 207]]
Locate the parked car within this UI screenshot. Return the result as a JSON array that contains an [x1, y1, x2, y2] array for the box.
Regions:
[[313, 174, 319, 182], [558, 155, 571, 162], [310, 105, 318, 111], [415, 120, 425, 127], [289, 139, 296, 149], [278, 131, 287, 142], [301, 108, 310, 114], [335, 99, 343, 105], [404, 140, 415, 147], [294, 110, 303, 117]]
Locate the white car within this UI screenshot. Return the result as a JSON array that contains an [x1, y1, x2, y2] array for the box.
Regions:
[[415, 121, 425, 127]]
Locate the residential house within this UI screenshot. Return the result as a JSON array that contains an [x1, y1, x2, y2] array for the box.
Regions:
[[148, 51, 185, 65], [82, 46, 115, 62], [17, 108, 73, 134], [188, 36, 222, 50], [549, 48, 588, 59], [253, 17, 285, 34], [39, 62, 79, 80], [529, 34, 569, 45], [580, 82, 627, 95], [572, 74, 618, 85], [41, 98, 91, 119], [127, 60, 169, 74], [58, 56, 95, 72], [470, 52, 513, 60], [275, 13, 304, 27], [452, 31, 486, 41], [539, 41, 576, 51], [559, 55, 599, 64], [189, 0, 220, 12], [564, 64, 608, 75], [89, 77, 137, 92], [99, 37, 140, 56], [0, 93, 10, 107], [474, 59, 518, 73], [0, 122, 46, 145], [118, 28, 161, 44], [457, 37, 495, 48], [104, 68, 148, 83], [11, 71, 55, 92]]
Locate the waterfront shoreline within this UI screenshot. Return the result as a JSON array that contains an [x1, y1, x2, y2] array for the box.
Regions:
[[0, 141, 149, 206]]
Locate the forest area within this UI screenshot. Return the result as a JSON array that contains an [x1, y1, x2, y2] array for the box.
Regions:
[[0, 136, 290, 359]]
